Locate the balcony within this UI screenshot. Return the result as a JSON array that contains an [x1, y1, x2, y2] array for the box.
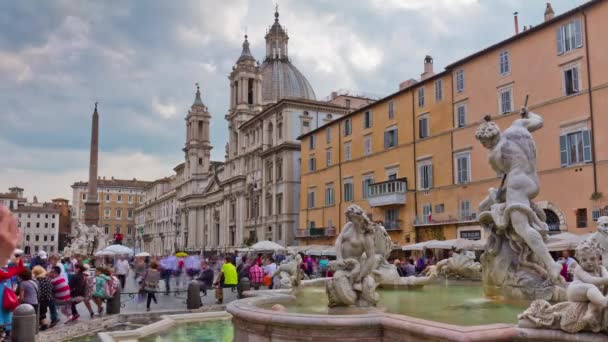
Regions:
[[367, 179, 407, 207], [296, 227, 336, 238], [413, 213, 478, 227], [380, 220, 403, 231]]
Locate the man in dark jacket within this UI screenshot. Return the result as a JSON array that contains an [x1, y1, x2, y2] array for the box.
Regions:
[[196, 261, 214, 296]]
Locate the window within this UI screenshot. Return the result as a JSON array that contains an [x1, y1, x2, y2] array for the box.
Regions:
[[44, 223, 48, 228], [266, 161, 274, 182], [434, 79, 443, 102], [104, 208, 110, 218], [344, 118, 352, 136], [276, 158, 283, 180], [277, 122, 283, 139], [556, 19, 582, 55], [82, 193, 86, 200], [35, 235, 39, 242], [308, 221, 316, 229], [384, 127, 398, 149], [418, 115, 429, 139], [364, 111, 372, 129], [326, 149, 332, 167], [560, 130, 592, 166], [455, 152, 471, 184], [309, 135, 316, 149], [104, 225, 109, 234], [45, 214, 48, 219], [343, 178, 354, 202], [344, 142, 352, 161], [51, 223, 55, 228], [128, 195, 133, 203], [499, 87, 513, 114], [127, 226, 132, 234], [345, 99, 351, 108], [308, 157, 316, 172], [388, 100, 395, 119], [26, 235, 29, 241], [417, 87, 425, 107], [456, 69, 464, 93], [307, 188, 316, 208], [115, 225, 121, 234], [325, 184, 335, 206], [106, 194, 110, 202], [27, 222, 30, 228], [276, 194, 283, 214], [385, 208, 399, 223], [44, 235, 47, 242], [418, 159, 433, 190], [115, 209, 122, 218], [326, 127, 331, 143], [563, 65, 580, 95], [266, 196, 272, 216], [362, 175, 374, 199], [455, 103, 467, 128], [128, 209, 133, 219], [364, 136, 372, 155], [576, 208, 587, 228], [198, 157, 203, 165], [422, 204, 432, 224], [36, 222, 40, 228], [499, 51, 510, 75]]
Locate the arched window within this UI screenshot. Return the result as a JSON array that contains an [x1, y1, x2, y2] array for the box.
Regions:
[[544, 209, 560, 233]]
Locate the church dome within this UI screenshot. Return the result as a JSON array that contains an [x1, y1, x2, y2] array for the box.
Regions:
[[260, 60, 316, 103], [259, 7, 316, 103]]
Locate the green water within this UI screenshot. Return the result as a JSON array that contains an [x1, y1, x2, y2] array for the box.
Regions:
[[139, 320, 233, 342], [277, 280, 527, 326]]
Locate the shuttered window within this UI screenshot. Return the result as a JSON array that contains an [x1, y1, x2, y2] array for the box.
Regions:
[[556, 19, 582, 55], [560, 130, 592, 166]]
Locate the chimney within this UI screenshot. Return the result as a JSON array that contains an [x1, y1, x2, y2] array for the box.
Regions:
[[513, 12, 519, 35], [330, 91, 338, 100], [544, 3, 555, 22], [420, 55, 435, 81]]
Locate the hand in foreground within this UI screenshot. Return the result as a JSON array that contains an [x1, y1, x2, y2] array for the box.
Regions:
[[0, 206, 20, 265]]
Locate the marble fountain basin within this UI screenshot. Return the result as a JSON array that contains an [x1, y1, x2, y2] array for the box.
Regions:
[[226, 278, 608, 342]]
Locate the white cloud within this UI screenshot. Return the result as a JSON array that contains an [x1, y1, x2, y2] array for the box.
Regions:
[[152, 98, 179, 119], [0, 138, 179, 202]]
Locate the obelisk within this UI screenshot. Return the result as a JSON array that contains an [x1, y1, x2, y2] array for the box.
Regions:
[[84, 102, 100, 226]]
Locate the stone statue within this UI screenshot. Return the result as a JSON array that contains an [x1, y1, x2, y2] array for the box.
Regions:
[[271, 252, 303, 290], [66, 222, 108, 256], [426, 251, 482, 280], [476, 107, 566, 301], [518, 239, 608, 333], [326, 205, 434, 307], [590, 216, 608, 268]]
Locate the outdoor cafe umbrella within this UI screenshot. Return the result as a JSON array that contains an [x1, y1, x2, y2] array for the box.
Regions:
[[135, 252, 151, 257], [94, 250, 115, 257], [102, 244, 134, 256], [249, 240, 286, 252], [402, 240, 437, 251], [175, 252, 188, 257]]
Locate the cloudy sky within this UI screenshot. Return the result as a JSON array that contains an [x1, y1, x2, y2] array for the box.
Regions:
[[0, 0, 586, 202]]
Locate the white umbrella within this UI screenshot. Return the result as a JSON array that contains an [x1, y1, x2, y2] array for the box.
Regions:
[[95, 250, 115, 257], [13, 249, 24, 255], [546, 232, 591, 251], [103, 244, 134, 256], [403, 240, 437, 251], [135, 252, 150, 257], [250, 240, 286, 252]]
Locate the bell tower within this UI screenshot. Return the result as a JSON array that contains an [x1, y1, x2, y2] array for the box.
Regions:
[[226, 35, 263, 159], [184, 84, 212, 179]]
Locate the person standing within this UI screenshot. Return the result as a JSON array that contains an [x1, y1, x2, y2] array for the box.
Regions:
[[18, 269, 39, 320], [49, 266, 71, 319], [213, 257, 237, 304], [142, 261, 161, 312], [262, 257, 277, 289], [248, 262, 264, 290], [115, 256, 130, 290], [32, 266, 53, 330], [403, 259, 417, 277], [159, 256, 172, 295]]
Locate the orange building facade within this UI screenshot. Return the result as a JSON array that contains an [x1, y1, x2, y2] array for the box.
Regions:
[[298, 1, 608, 246]]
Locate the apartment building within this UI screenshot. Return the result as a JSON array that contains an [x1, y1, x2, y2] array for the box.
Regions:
[[298, 1, 608, 245], [72, 177, 149, 247]]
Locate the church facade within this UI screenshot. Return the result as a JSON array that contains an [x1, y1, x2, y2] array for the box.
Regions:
[[136, 9, 370, 254]]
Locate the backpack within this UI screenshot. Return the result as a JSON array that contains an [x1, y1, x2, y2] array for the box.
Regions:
[[102, 276, 118, 299]]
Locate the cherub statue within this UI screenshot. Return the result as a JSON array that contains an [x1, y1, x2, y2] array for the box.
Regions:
[[271, 252, 303, 290], [426, 250, 481, 280], [590, 216, 608, 268], [518, 239, 608, 333]]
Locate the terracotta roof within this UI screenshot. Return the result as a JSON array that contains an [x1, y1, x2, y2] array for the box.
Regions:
[[445, 0, 598, 68], [15, 204, 60, 213], [72, 178, 151, 189]]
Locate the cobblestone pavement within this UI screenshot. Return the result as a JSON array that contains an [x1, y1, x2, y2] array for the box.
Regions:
[[48, 274, 239, 326]]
